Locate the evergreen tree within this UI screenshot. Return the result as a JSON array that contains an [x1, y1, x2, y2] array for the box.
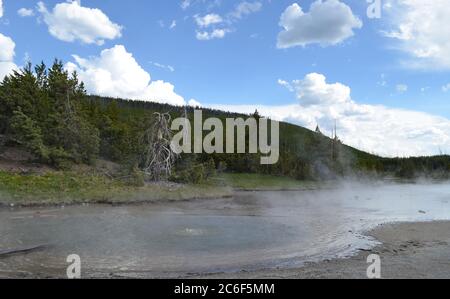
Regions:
[[10, 108, 48, 161]]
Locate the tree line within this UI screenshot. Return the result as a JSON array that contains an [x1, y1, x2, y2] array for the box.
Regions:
[[0, 61, 449, 183]]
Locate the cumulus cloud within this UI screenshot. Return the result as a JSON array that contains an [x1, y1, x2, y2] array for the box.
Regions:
[[0, 33, 19, 80], [37, 0, 122, 45], [188, 99, 202, 107], [65, 45, 185, 106], [277, 0, 362, 48], [194, 13, 228, 40], [18, 8, 34, 17], [195, 13, 223, 28], [0, 33, 14, 62], [277, 79, 294, 92], [196, 29, 229, 40], [229, 1, 262, 20], [181, 0, 191, 10], [209, 73, 450, 157], [383, 0, 450, 70], [286, 73, 352, 106], [169, 20, 177, 30], [193, 1, 262, 41]]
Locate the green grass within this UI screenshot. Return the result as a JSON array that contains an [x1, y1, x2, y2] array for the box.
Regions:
[[0, 171, 231, 207], [214, 173, 326, 191], [0, 171, 330, 207]]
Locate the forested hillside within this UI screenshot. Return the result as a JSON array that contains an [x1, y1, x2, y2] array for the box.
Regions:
[[1, 61, 449, 183]]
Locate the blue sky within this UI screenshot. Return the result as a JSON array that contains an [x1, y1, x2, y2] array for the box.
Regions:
[[1, 0, 450, 157]]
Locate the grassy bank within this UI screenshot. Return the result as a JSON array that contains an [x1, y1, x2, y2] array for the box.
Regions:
[[215, 173, 327, 191], [0, 171, 328, 207], [0, 171, 232, 207]]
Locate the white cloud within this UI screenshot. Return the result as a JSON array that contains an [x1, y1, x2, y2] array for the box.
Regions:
[[396, 84, 408, 93], [0, 0, 3, 18], [277, 0, 362, 48], [442, 84, 450, 93], [286, 73, 352, 106], [18, 8, 34, 17], [65, 45, 185, 106], [0, 33, 14, 62], [195, 13, 223, 28], [37, 1, 122, 45], [208, 73, 450, 157], [194, 14, 228, 40], [150, 62, 175, 72], [181, 0, 191, 10], [188, 99, 202, 107], [169, 20, 177, 30], [196, 29, 229, 40], [192, 1, 262, 41], [277, 79, 294, 92], [229, 1, 262, 20], [0, 33, 19, 80], [383, 0, 450, 70]]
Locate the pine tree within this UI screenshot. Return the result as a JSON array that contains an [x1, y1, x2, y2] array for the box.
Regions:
[[10, 108, 48, 161]]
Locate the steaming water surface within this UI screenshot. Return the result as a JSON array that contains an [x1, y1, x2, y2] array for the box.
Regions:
[[1, 182, 449, 278]]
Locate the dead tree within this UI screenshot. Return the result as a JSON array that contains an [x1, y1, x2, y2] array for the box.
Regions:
[[141, 112, 178, 181]]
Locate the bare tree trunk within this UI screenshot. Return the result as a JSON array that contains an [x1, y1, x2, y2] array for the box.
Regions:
[[141, 112, 178, 181]]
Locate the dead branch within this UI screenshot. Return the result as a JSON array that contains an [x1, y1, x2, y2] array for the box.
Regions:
[[140, 112, 178, 181], [0, 245, 48, 257]]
